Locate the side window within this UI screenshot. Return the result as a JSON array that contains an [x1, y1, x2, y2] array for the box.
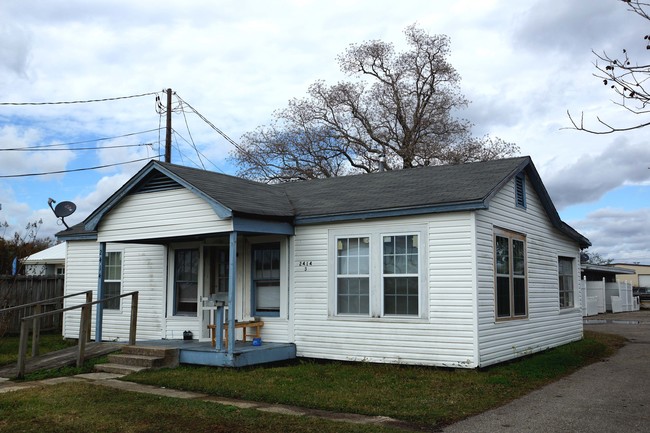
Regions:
[[558, 257, 575, 309], [336, 237, 370, 315], [104, 251, 122, 310], [494, 229, 527, 320], [382, 234, 419, 316], [174, 248, 199, 316], [252, 243, 281, 317]]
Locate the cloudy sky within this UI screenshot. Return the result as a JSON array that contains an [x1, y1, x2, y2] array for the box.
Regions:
[[1, 0, 649, 263]]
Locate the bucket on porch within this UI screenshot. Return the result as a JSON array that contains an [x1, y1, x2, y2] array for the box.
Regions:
[[252, 338, 262, 346], [183, 330, 193, 341]]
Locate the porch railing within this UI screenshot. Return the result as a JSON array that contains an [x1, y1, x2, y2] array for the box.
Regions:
[[16, 291, 139, 378]]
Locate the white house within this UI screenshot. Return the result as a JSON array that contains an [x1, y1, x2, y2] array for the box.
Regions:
[[57, 156, 590, 368], [22, 242, 66, 276]]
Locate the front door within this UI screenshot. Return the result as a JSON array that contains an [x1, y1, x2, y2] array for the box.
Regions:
[[201, 246, 229, 339]]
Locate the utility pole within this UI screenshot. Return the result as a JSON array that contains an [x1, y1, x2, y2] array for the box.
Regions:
[[165, 88, 172, 163]]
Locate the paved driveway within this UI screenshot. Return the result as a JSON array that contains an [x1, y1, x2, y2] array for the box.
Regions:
[[443, 310, 650, 433]]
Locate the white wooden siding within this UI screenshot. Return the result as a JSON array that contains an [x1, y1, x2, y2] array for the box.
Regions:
[[475, 174, 582, 367], [63, 241, 166, 341], [98, 189, 232, 242], [292, 214, 478, 367]]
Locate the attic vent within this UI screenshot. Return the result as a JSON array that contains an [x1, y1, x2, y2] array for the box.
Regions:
[[515, 173, 526, 209], [136, 172, 182, 194]]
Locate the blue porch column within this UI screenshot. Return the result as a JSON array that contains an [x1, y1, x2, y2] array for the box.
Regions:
[[95, 241, 106, 342], [227, 231, 237, 356]]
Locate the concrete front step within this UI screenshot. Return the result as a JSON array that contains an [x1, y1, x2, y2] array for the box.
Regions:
[[95, 345, 180, 375], [107, 353, 169, 368], [95, 363, 148, 375]]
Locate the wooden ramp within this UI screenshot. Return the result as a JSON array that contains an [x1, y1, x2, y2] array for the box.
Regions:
[[0, 342, 122, 379]]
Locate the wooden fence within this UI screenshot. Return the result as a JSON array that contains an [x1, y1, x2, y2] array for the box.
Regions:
[[0, 275, 65, 335]]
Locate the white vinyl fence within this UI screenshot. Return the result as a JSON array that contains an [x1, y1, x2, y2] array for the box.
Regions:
[[580, 277, 640, 316]]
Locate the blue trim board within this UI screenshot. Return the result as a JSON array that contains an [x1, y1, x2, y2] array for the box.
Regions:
[[179, 342, 297, 367]]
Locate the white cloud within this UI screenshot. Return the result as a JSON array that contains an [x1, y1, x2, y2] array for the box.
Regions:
[[571, 207, 650, 263], [544, 136, 650, 209]]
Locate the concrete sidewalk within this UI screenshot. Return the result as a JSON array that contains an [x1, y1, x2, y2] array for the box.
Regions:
[[442, 310, 650, 433]]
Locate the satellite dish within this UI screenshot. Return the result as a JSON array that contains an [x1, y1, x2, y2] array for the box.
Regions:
[[48, 198, 76, 229], [54, 201, 76, 218]]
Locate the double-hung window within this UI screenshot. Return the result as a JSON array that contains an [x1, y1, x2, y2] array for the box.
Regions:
[[383, 234, 419, 316], [558, 257, 575, 309], [174, 248, 199, 316], [252, 243, 281, 317], [333, 229, 423, 318], [104, 251, 122, 310], [494, 228, 527, 320], [336, 237, 370, 315]]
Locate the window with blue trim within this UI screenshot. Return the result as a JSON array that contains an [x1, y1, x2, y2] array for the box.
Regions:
[[515, 173, 526, 209], [252, 243, 281, 317]]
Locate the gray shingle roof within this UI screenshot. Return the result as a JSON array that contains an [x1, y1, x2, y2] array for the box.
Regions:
[[160, 163, 294, 217], [278, 157, 528, 218], [57, 156, 590, 248]]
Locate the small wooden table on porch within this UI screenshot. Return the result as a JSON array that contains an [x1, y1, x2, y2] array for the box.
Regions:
[[207, 320, 264, 348]]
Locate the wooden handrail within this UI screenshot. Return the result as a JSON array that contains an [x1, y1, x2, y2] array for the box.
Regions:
[[16, 291, 139, 379], [0, 290, 92, 313]]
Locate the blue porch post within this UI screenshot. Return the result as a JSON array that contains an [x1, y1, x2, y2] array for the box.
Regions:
[[95, 241, 106, 342], [227, 231, 237, 356]]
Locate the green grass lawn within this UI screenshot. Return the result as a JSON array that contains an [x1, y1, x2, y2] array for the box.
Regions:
[[0, 382, 404, 433], [0, 331, 626, 431], [124, 331, 625, 429], [0, 333, 75, 366]]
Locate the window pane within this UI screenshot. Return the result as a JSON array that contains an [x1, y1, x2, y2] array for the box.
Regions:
[[496, 236, 509, 275], [256, 281, 280, 311], [253, 244, 281, 315], [175, 249, 199, 315], [384, 277, 418, 315], [496, 276, 510, 317], [104, 281, 121, 310], [337, 277, 369, 314], [513, 278, 526, 316], [513, 240, 525, 276], [559, 258, 574, 309], [104, 252, 122, 310]]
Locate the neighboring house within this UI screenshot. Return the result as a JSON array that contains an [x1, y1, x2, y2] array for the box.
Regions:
[[581, 263, 635, 283], [22, 242, 66, 276], [57, 156, 590, 368], [612, 263, 650, 288]]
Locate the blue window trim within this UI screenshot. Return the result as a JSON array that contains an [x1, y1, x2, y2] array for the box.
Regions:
[[250, 242, 281, 318], [515, 173, 526, 209]]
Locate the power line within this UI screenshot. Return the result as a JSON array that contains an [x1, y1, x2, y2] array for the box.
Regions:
[[1, 142, 154, 152], [0, 91, 161, 106], [0, 156, 160, 178], [173, 94, 242, 151]]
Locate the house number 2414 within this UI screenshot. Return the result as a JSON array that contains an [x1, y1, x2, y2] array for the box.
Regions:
[[299, 261, 313, 271]]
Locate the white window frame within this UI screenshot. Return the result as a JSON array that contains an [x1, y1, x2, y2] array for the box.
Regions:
[[335, 236, 371, 316], [329, 225, 427, 320], [381, 233, 421, 317], [103, 249, 123, 312]]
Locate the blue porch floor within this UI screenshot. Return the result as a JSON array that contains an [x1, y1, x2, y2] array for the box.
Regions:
[[135, 339, 297, 368]]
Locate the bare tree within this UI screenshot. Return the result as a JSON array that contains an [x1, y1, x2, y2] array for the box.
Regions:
[[232, 24, 518, 182], [568, 0, 650, 134]]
